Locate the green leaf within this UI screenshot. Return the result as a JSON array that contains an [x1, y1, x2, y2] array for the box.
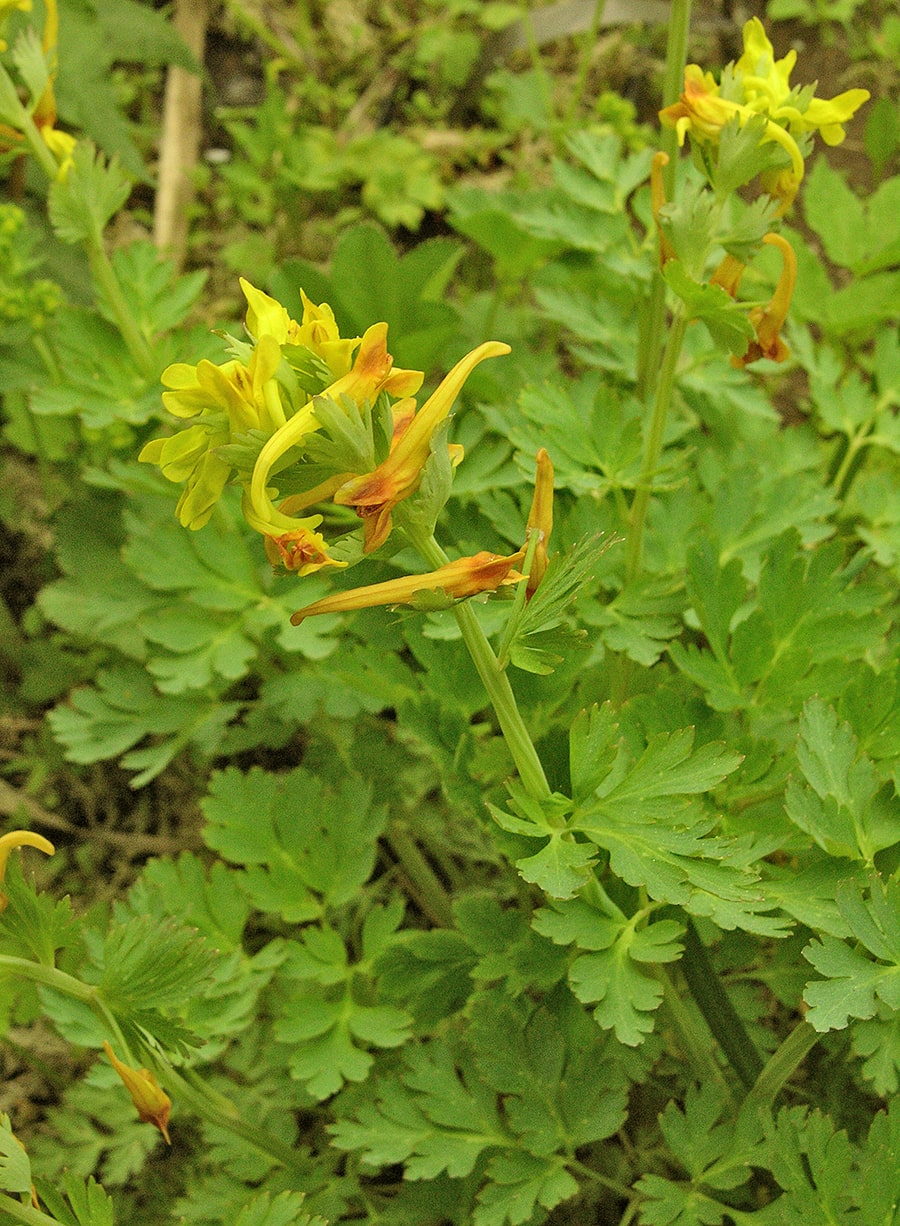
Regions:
[[474, 1152, 578, 1226], [61, 1172, 115, 1226], [276, 912, 412, 1099], [55, 0, 196, 176], [501, 535, 613, 675], [0, 856, 77, 966], [785, 698, 899, 863], [488, 785, 594, 898], [482, 374, 644, 497], [202, 766, 386, 922], [10, 26, 50, 107], [330, 1038, 506, 1177], [101, 243, 207, 336], [454, 894, 567, 995], [662, 261, 756, 356], [534, 898, 685, 1045], [99, 912, 219, 1009], [763, 1107, 856, 1225], [671, 530, 886, 714], [0, 1112, 32, 1195], [856, 1098, 900, 1226], [234, 1191, 328, 1226], [636, 1083, 766, 1224], [803, 873, 900, 1030], [48, 142, 132, 244], [47, 662, 240, 787], [569, 717, 784, 933]]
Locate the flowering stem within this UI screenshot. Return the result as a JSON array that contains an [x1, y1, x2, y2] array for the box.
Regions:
[[625, 305, 687, 584], [413, 532, 552, 802], [636, 0, 690, 402], [85, 241, 157, 381], [679, 918, 764, 1089], [742, 1020, 819, 1112], [659, 0, 693, 184], [0, 954, 97, 1001], [387, 820, 454, 927]]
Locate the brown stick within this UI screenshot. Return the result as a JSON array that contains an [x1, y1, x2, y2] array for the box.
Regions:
[[153, 0, 209, 268]]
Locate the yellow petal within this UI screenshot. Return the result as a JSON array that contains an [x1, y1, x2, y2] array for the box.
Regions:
[[240, 278, 293, 343]]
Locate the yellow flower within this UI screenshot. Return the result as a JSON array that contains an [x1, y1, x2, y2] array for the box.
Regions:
[[290, 549, 526, 624], [332, 341, 511, 553], [240, 279, 360, 380], [245, 322, 428, 562], [735, 18, 869, 146], [103, 1042, 171, 1144], [0, 830, 54, 915], [660, 63, 806, 208], [660, 18, 868, 211]]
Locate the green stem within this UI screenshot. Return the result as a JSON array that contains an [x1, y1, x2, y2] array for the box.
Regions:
[[85, 242, 157, 380], [636, 0, 691, 401], [13, 106, 61, 183], [563, 0, 608, 130], [655, 964, 733, 1098], [0, 1193, 69, 1226], [387, 821, 454, 927], [520, 7, 557, 135], [413, 533, 552, 802], [658, 0, 693, 191], [678, 919, 764, 1090], [743, 1020, 819, 1113], [567, 1157, 633, 1200], [625, 307, 687, 584], [0, 955, 96, 1000], [161, 1064, 306, 1172]]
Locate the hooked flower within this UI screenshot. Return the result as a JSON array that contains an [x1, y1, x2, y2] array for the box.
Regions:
[[103, 1042, 172, 1144], [0, 829, 54, 915], [332, 341, 511, 553], [731, 232, 797, 367], [290, 549, 526, 624]]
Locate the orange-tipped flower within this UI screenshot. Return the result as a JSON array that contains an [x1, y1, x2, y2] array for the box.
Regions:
[[333, 341, 511, 553], [732, 232, 796, 367], [0, 830, 54, 915], [103, 1042, 172, 1144], [290, 549, 526, 625]]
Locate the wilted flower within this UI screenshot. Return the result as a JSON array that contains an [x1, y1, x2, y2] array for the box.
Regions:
[[524, 448, 554, 598], [103, 1042, 172, 1144]]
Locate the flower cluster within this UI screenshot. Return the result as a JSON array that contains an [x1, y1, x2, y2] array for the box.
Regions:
[[660, 18, 869, 212], [0, 0, 75, 179], [141, 280, 510, 577]]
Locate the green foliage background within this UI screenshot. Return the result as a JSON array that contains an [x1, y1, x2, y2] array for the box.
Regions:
[[1, 1, 900, 1225]]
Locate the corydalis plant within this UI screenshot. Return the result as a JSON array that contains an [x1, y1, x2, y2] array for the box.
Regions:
[[140, 279, 510, 582]]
